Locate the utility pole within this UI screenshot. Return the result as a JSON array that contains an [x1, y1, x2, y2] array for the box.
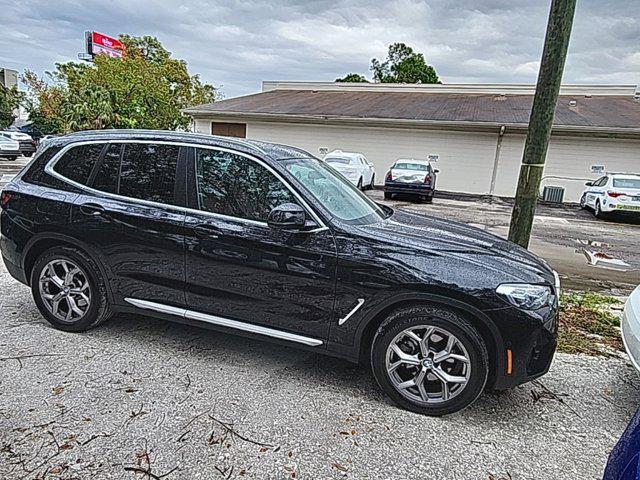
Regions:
[[508, 0, 577, 248]]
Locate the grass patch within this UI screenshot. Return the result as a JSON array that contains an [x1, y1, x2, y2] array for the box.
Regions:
[[558, 292, 624, 356]]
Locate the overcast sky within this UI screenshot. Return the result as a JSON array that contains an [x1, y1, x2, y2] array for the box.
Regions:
[[0, 0, 638, 99]]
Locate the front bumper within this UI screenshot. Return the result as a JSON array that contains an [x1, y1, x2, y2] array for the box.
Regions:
[[0, 148, 20, 157], [384, 182, 434, 196], [621, 288, 640, 372]]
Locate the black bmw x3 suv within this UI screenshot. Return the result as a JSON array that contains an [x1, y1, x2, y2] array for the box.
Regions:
[[0, 130, 559, 416]]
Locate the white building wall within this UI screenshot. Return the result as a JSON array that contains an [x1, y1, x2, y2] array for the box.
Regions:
[[495, 134, 640, 201], [246, 121, 499, 195], [194, 118, 640, 203]]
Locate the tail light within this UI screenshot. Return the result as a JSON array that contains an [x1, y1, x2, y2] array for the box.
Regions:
[[607, 191, 624, 198], [0, 191, 13, 209], [385, 171, 392, 182], [424, 174, 432, 185]]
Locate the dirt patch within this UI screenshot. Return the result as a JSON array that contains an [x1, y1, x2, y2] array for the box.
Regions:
[[558, 292, 624, 356]]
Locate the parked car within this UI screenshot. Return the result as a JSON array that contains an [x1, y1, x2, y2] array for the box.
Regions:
[[384, 158, 439, 202], [0, 136, 20, 161], [0, 131, 36, 157], [323, 150, 375, 190], [580, 173, 640, 218], [0, 130, 560, 416], [604, 408, 640, 480], [622, 285, 640, 373]]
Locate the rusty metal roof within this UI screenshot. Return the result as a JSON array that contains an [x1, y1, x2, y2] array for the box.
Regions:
[[184, 89, 640, 133]]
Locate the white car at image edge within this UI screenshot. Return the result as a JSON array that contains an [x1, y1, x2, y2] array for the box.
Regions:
[[323, 150, 376, 190], [622, 285, 640, 372], [580, 173, 640, 218]]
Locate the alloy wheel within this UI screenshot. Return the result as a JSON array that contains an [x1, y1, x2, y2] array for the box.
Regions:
[[385, 325, 471, 404], [38, 259, 91, 323]]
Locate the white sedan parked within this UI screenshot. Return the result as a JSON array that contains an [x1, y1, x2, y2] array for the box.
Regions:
[[324, 150, 376, 190], [622, 285, 640, 372], [580, 173, 640, 218]]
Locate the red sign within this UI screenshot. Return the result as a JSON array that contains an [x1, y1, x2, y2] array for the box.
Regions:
[[88, 32, 125, 58]]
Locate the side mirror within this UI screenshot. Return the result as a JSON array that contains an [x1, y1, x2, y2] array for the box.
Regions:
[[433, 169, 440, 174], [585, 181, 593, 186], [268, 203, 307, 231]]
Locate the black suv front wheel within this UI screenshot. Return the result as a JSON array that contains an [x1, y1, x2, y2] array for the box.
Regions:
[[371, 305, 489, 416], [31, 246, 112, 332]]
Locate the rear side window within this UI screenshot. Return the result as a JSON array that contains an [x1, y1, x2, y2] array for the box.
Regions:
[[92, 144, 122, 194], [118, 143, 179, 204], [195, 148, 296, 222], [53, 144, 105, 185]]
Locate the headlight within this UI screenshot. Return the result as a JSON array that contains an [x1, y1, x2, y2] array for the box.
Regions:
[[496, 284, 552, 310]]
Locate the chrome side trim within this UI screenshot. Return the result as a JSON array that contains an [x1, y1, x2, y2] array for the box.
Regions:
[[124, 298, 324, 347], [45, 140, 328, 232], [338, 298, 365, 326]]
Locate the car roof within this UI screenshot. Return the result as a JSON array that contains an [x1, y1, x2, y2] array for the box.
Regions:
[[608, 173, 640, 179], [50, 129, 313, 161], [325, 150, 362, 159], [395, 158, 430, 165]]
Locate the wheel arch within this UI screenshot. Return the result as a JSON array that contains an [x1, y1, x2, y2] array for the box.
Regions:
[[22, 233, 114, 303], [355, 292, 504, 387]]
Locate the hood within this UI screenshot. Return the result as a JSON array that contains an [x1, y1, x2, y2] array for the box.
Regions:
[[354, 209, 555, 285]]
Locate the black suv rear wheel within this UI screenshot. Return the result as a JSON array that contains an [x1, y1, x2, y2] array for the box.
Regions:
[[31, 246, 112, 332], [371, 305, 489, 416]]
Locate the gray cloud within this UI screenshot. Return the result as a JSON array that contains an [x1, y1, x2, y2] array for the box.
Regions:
[[0, 0, 637, 98]]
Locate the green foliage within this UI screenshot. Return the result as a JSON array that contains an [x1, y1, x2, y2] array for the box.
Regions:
[[370, 43, 440, 84], [335, 73, 369, 83], [0, 85, 24, 129], [22, 35, 217, 134], [558, 291, 623, 355]]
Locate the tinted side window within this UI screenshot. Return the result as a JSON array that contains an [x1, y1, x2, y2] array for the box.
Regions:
[[53, 144, 104, 185], [92, 144, 122, 194], [119, 143, 179, 204], [195, 148, 296, 222]]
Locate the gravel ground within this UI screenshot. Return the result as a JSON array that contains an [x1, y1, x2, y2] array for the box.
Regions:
[[1, 264, 639, 480]]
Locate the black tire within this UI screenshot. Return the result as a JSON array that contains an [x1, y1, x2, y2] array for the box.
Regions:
[[369, 174, 375, 190], [5, 156, 18, 161], [357, 177, 363, 190], [384, 192, 392, 200], [579, 194, 587, 209], [30, 246, 113, 332], [23, 152, 34, 157], [425, 194, 433, 204], [371, 305, 489, 416], [594, 200, 606, 219]]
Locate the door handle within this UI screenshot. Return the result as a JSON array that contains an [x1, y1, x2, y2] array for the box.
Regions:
[[193, 223, 221, 238], [79, 203, 105, 216]]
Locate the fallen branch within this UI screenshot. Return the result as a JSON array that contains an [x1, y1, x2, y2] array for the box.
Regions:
[[208, 415, 274, 448]]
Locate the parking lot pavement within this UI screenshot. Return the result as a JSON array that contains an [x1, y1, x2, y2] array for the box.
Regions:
[[1, 263, 639, 479], [369, 190, 640, 295]]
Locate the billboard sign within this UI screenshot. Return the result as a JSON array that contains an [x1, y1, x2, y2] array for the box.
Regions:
[[86, 31, 125, 58]]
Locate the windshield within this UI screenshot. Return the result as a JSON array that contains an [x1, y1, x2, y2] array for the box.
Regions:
[[394, 162, 430, 171], [613, 178, 640, 189], [282, 157, 388, 224], [325, 156, 354, 166]]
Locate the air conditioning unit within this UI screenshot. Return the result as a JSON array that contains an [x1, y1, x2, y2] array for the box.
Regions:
[[542, 186, 565, 203]]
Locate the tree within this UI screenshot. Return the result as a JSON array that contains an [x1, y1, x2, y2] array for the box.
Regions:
[[23, 35, 217, 134], [0, 85, 23, 129], [370, 43, 440, 84], [335, 73, 369, 83]]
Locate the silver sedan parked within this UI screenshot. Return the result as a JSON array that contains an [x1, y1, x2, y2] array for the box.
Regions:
[[622, 285, 640, 372]]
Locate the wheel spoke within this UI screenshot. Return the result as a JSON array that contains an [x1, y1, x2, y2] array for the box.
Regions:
[[38, 259, 91, 323], [432, 366, 467, 384], [390, 344, 420, 366], [67, 296, 84, 317]]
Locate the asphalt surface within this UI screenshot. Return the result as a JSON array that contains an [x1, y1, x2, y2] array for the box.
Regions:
[[1, 262, 639, 479]]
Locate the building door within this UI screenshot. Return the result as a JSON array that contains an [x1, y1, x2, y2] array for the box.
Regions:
[[211, 122, 247, 138]]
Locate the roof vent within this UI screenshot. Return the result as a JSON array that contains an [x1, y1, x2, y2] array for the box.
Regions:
[[568, 99, 577, 107]]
